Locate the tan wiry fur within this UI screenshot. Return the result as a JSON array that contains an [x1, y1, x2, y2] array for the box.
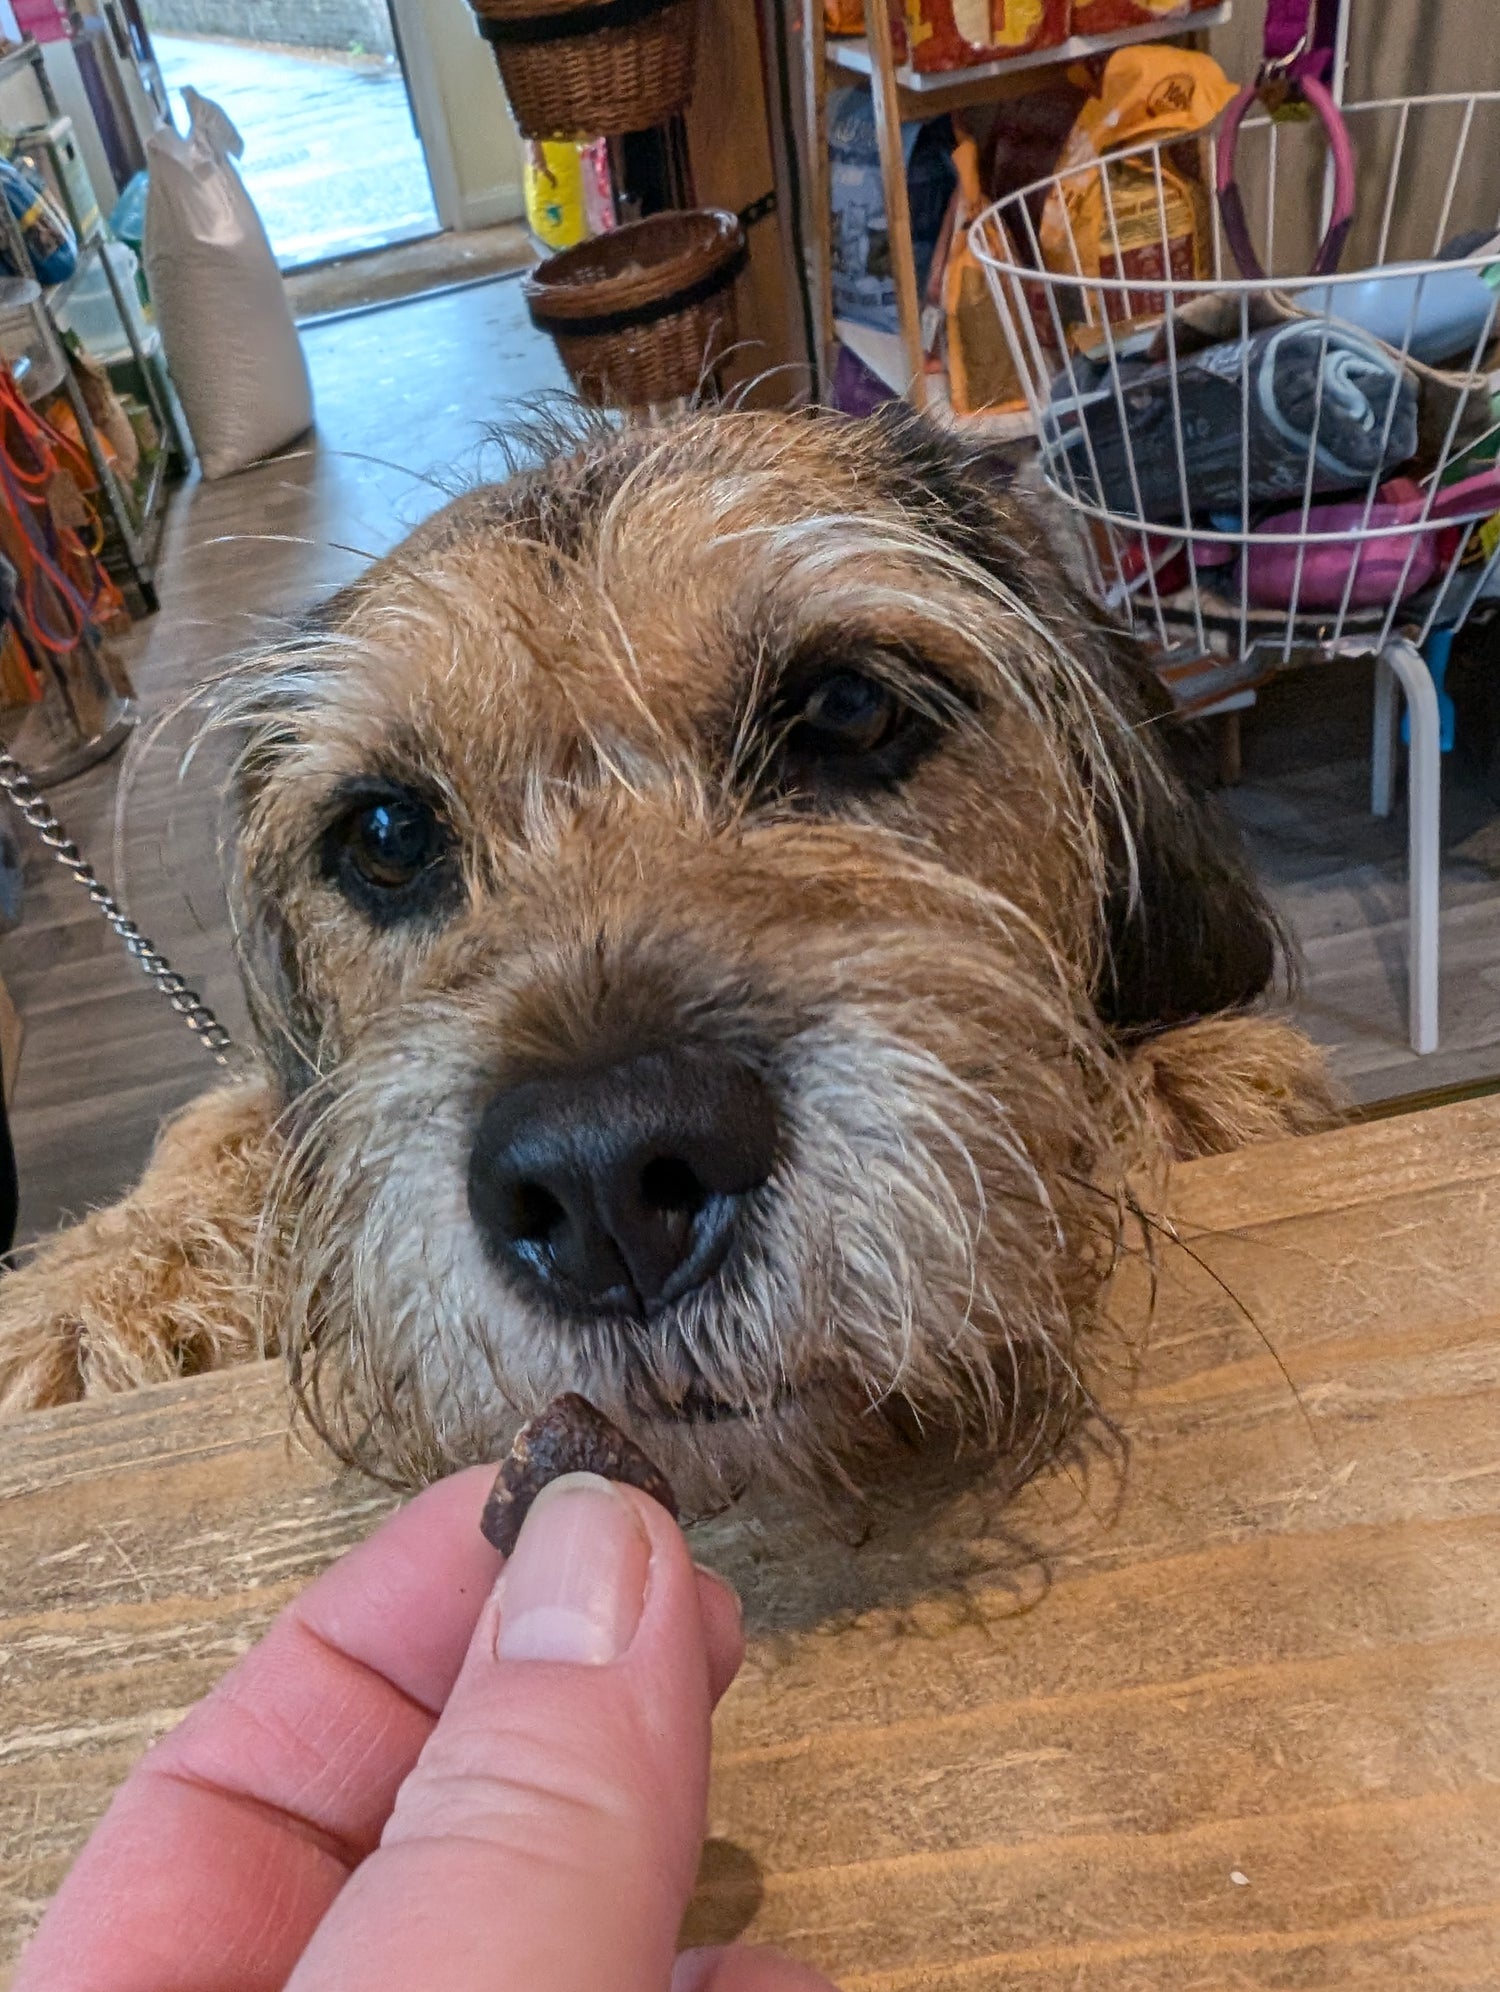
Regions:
[[1129, 1017, 1341, 1160], [0, 406, 1336, 1518], [0, 1082, 280, 1412]]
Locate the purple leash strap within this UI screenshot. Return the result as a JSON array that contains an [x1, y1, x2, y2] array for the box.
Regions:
[[1262, 0, 1341, 79], [1216, 0, 1355, 281]]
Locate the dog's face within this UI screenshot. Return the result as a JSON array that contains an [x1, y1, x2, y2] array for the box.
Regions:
[[229, 407, 1279, 1512]]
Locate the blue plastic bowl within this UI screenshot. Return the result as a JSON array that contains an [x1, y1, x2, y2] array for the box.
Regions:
[[1305, 262, 1499, 366]]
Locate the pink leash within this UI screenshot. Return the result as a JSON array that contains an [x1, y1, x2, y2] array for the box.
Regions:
[[1216, 0, 1355, 280]]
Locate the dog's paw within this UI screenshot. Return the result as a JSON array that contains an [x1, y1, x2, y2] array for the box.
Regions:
[[0, 1280, 84, 1413], [0, 1079, 283, 1417], [1130, 1015, 1342, 1161]]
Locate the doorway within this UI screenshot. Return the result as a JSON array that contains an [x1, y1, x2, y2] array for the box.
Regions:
[[139, 0, 439, 268]]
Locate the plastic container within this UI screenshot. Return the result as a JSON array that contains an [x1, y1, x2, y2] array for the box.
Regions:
[[0, 275, 64, 399], [12, 116, 101, 243], [56, 239, 151, 363], [1304, 256, 1500, 366]]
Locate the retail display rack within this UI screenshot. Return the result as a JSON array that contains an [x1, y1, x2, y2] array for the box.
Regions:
[[0, 35, 189, 614], [802, 2, 1232, 437]]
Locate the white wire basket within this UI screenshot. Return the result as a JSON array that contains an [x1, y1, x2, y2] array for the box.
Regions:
[[972, 90, 1500, 675], [972, 90, 1500, 1059]]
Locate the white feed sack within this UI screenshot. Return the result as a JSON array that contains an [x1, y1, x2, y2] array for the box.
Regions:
[[144, 90, 313, 480]]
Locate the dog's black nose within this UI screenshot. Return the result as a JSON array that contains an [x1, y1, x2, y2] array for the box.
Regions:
[[468, 1046, 779, 1316]]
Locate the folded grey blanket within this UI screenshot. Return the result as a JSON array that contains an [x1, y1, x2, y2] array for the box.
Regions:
[[1043, 318, 1419, 523]]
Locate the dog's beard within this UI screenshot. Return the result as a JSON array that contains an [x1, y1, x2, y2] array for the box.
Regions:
[[263, 916, 1135, 1521]]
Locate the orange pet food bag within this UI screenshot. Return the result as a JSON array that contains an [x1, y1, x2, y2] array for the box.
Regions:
[[942, 132, 1024, 413], [1038, 46, 1236, 325], [824, 0, 866, 33]]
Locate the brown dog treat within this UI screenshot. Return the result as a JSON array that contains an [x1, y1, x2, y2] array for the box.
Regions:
[[480, 1393, 678, 1555]]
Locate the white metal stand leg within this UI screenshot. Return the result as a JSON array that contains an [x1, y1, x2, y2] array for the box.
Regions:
[[1371, 653, 1399, 818], [1379, 638, 1441, 1054]]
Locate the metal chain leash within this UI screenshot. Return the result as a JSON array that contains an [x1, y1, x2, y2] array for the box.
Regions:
[[0, 744, 237, 1067]]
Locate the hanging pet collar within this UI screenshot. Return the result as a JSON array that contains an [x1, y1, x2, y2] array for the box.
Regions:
[[1216, 0, 1356, 281]]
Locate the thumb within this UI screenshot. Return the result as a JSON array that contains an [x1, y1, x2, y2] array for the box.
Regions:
[[286, 1470, 736, 1992]]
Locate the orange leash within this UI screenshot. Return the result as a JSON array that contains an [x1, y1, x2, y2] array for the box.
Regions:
[[0, 363, 124, 655]]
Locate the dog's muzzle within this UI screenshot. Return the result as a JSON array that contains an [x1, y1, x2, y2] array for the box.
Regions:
[[467, 1044, 780, 1321]]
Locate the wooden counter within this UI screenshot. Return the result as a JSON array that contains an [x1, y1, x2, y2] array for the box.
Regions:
[[4, 1097, 1500, 1987]]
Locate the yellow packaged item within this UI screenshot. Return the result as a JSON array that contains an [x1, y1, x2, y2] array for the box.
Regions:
[[1038, 47, 1236, 328], [524, 142, 589, 254]]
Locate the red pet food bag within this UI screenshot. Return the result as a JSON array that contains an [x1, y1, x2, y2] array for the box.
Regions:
[[898, 0, 1068, 74], [1072, 0, 1219, 34]]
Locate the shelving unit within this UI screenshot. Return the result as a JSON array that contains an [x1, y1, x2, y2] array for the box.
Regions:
[[832, 314, 1035, 435], [824, 2, 1232, 96], [808, 2, 1232, 418], [0, 36, 188, 616]]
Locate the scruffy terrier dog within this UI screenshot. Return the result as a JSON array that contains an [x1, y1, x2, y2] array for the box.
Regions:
[[0, 407, 1332, 1520]]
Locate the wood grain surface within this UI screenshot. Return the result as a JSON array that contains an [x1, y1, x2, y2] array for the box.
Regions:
[[4, 1097, 1500, 1988]]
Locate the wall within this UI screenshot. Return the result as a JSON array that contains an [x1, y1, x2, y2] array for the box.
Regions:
[[1208, 0, 1500, 104], [687, 0, 801, 403], [141, 0, 395, 54], [389, 0, 524, 231]]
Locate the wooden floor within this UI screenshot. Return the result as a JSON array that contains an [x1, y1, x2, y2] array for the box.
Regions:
[[3, 279, 1500, 1243], [1227, 651, 1500, 1106]]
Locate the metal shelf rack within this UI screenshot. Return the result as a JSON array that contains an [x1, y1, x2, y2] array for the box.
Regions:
[[806, 3, 1233, 415], [0, 35, 189, 615], [823, 2, 1232, 97]]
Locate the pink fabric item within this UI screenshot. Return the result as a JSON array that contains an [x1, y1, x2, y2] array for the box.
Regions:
[[12, 0, 69, 42], [1245, 470, 1500, 610]]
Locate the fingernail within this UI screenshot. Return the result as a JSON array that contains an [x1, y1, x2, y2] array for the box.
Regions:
[[495, 1472, 650, 1665], [670, 1949, 722, 1992], [694, 1562, 743, 1629]]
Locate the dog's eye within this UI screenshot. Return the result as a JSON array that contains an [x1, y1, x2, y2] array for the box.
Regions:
[[790, 670, 904, 760], [323, 788, 456, 922], [765, 662, 954, 798], [344, 797, 443, 888]]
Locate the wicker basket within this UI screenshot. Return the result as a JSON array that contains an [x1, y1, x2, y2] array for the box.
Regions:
[[523, 208, 746, 408], [472, 0, 697, 140]]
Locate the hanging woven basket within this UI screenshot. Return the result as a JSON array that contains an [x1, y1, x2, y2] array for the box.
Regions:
[[523, 208, 746, 409], [471, 0, 698, 140]]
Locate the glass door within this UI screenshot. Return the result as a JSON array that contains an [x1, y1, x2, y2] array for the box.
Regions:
[[140, 0, 439, 267]]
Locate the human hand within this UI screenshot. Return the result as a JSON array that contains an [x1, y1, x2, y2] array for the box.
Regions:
[[15, 1466, 837, 1992]]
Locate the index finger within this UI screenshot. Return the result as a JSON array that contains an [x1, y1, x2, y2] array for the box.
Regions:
[[14, 1465, 501, 1992]]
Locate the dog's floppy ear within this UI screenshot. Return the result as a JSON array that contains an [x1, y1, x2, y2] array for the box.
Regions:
[[857, 405, 1283, 1035], [1087, 631, 1283, 1035], [1096, 765, 1283, 1034]]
